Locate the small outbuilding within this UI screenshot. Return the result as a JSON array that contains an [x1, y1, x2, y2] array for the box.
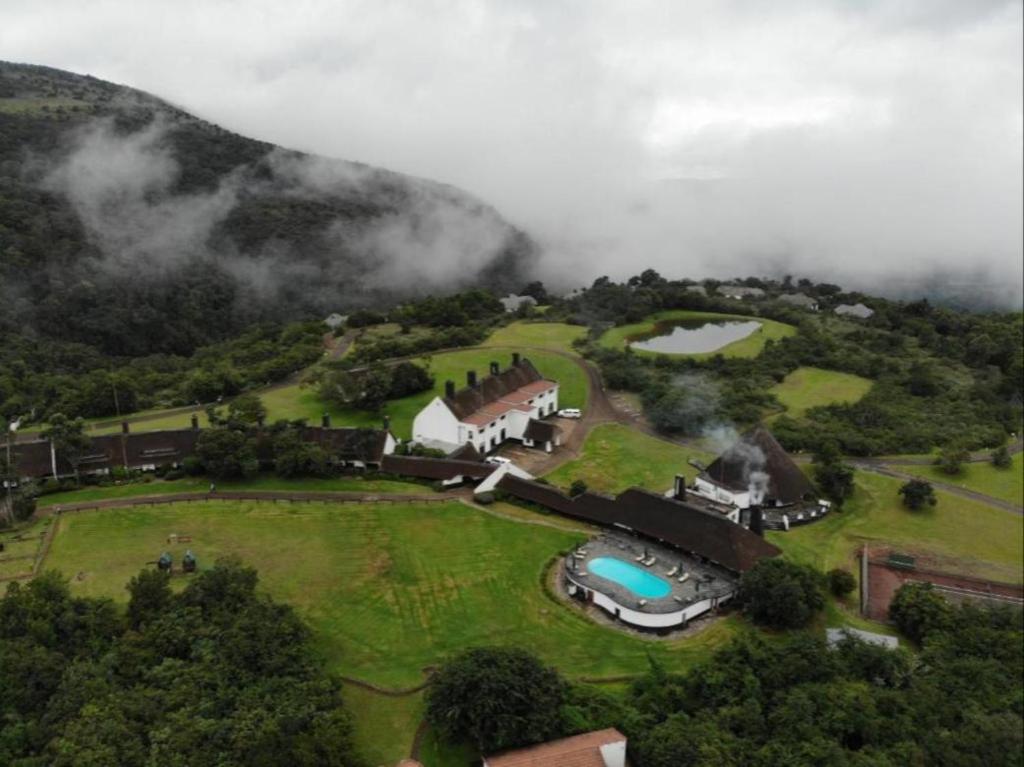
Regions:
[[499, 294, 538, 313], [834, 303, 874, 319], [324, 313, 347, 329], [779, 293, 819, 311], [718, 284, 766, 299]]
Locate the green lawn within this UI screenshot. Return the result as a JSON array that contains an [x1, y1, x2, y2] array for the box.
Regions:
[[599, 310, 796, 359], [894, 453, 1023, 508], [769, 366, 874, 419], [41, 500, 738, 691], [345, 686, 425, 767], [88, 347, 589, 441], [36, 475, 429, 508], [484, 322, 586, 354], [769, 470, 1024, 584], [545, 424, 714, 495]]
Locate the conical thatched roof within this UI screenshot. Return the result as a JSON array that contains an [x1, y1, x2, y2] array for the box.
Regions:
[[703, 425, 816, 505]]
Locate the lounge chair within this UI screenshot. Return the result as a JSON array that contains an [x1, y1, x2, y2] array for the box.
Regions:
[[666, 565, 679, 577], [678, 572, 690, 583], [635, 552, 646, 562], [644, 556, 657, 567]]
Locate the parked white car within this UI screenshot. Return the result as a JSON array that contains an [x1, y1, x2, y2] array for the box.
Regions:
[[485, 456, 512, 465], [557, 408, 582, 419]]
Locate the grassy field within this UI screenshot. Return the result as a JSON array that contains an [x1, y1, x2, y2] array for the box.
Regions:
[[41, 499, 739, 690], [770, 470, 1024, 584], [545, 424, 714, 495], [894, 453, 1023, 508], [769, 366, 874, 419], [35, 474, 429, 507], [599, 310, 796, 359], [88, 347, 589, 440], [484, 322, 586, 354]]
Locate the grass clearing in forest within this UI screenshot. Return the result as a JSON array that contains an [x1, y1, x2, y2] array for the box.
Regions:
[[545, 423, 714, 495], [484, 322, 586, 354], [894, 453, 1023, 508], [769, 366, 873, 419]]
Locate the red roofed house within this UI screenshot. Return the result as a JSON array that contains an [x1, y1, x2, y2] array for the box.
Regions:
[[411, 354, 561, 454], [483, 728, 627, 767]]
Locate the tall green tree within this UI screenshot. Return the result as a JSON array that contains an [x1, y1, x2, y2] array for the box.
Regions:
[[42, 413, 92, 485]]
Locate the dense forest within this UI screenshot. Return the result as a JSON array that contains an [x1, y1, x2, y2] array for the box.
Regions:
[[0, 62, 535, 359], [0, 562, 364, 766], [551, 272, 1023, 454], [426, 589, 1023, 766]]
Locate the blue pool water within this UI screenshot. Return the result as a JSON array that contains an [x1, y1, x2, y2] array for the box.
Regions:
[[587, 557, 671, 599]]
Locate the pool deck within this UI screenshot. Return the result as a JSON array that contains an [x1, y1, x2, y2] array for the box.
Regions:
[[564, 532, 736, 615]]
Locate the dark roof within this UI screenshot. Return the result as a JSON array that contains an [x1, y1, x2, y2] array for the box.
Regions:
[[124, 430, 199, 467], [301, 427, 390, 463], [497, 476, 780, 572], [380, 454, 497, 481], [444, 358, 545, 421], [448, 442, 483, 461], [523, 419, 560, 443], [702, 425, 816, 505]]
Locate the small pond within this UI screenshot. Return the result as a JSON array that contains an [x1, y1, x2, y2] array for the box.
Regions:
[[629, 319, 762, 354]]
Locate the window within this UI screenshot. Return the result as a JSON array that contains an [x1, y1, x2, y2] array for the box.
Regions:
[[500, 428, 506, 441]]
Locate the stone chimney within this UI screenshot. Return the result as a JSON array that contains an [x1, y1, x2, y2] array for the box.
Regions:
[[190, 413, 199, 431], [489, 361, 500, 376], [512, 352, 521, 366], [322, 413, 331, 428], [382, 415, 391, 432], [444, 380, 456, 399], [467, 370, 477, 387], [749, 505, 764, 537], [121, 421, 130, 435]]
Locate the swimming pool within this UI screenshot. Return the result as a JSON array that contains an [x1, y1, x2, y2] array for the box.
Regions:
[[587, 557, 671, 599]]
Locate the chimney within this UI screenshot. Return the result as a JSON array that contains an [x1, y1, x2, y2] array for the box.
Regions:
[[121, 421, 130, 435], [467, 370, 477, 387], [322, 413, 331, 428], [749, 505, 764, 537], [444, 380, 456, 399], [489, 361, 499, 376], [512, 352, 521, 366], [190, 413, 199, 431], [673, 474, 686, 500], [257, 414, 265, 428], [382, 415, 391, 432]]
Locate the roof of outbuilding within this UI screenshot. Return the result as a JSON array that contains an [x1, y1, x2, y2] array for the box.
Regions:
[[702, 425, 816, 505], [485, 728, 625, 767], [496, 476, 780, 573], [523, 419, 560, 443], [380, 454, 498, 481], [779, 293, 817, 307]]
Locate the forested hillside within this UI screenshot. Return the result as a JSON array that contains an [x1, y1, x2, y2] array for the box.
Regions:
[[0, 62, 536, 359]]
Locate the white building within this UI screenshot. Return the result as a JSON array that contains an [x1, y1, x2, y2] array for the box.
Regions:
[[834, 302, 874, 319], [411, 354, 560, 454], [323, 312, 347, 329], [498, 294, 538, 313], [779, 293, 819, 311], [718, 284, 766, 299]]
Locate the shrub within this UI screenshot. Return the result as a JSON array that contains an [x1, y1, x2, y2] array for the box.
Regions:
[[738, 558, 825, 630], [828, 568, 857, 598], [899, 480, 937, 511]]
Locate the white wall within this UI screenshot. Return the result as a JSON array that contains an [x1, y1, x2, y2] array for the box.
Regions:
[[412, 397, 461, 446], [599, 740, 627, 767], [568, 571, 734, 628], [693, 476, 750, 509]]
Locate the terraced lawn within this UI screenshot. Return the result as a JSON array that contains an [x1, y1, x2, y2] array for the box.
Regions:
[[769, 366, 873, 419], [546, 423, 714, 495], [484, 322, 586, 354], [770, 471, 1024, 584], [895, 453, 1023, 508], [599, 310, 795, 359]]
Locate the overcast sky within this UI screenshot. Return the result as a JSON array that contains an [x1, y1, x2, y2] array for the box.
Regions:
[[4, 0, 1022, 298]]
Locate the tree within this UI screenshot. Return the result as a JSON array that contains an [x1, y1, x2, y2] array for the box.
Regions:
[[388, 362, 434, 399], [935, 446, 968, 476], [738, 559, 825, 630], [273, 428, 329, 478], [226, 392, 266, 426], [425, 647, 568, 753], [42, 413, 92, 485], [907, 361, 940, 396], [812, 444, 855, 508], [569, 479, 588, 497], [194, 427, 259, 479], [827, 568, 856, 598], [889, 582, 952, 643], [126, 568, 172, 629], [990, 445, 1012, 469], [519, 281, 549, 303], [899, 479, 937, 511]]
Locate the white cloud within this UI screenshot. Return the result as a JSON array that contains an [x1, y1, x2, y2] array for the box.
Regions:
[[2, 0, 1021, 301]]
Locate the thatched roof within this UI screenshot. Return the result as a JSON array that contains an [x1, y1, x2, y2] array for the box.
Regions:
[[702, 425, 816, 505]]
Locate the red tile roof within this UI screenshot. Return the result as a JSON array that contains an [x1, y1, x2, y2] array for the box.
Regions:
[[485, 728, 625, 767]]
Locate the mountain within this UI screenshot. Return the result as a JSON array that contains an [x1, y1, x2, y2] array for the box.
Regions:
[[0, 62, 537, 357]]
